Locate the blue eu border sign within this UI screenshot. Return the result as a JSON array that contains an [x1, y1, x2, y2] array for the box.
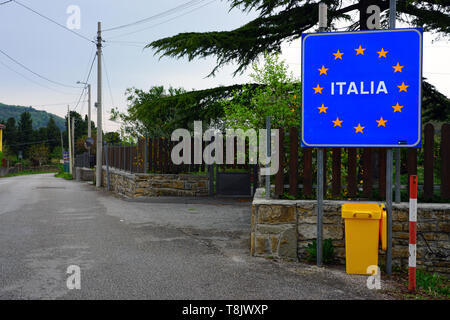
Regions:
[[301, 28, 423, 148]]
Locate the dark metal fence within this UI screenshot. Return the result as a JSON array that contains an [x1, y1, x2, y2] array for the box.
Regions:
[[98, 122, 449, 201], [273, 123, 450, 202], [75, 152, 95, 168]]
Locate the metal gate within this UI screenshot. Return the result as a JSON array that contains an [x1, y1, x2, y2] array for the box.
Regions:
[[214, 165, 258, 196]]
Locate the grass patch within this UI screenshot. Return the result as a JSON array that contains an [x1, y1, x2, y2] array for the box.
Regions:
[[385, 267, 450, 300], [415, 269, 450, 298], [54, 164, 73, 180], [54, 172, 73, 180]]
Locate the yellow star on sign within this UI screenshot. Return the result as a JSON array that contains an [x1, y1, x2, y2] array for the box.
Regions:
[[333, 50, 344, 60], [398, 82, 409, 92], [332, 117, 343, 127], [393, 62, 404, 73], [317, 104, 328, 113], [355, 45, 366, 55], [318, 65, 328, 75], [313, 84, 323, 94], [376, 117, 388, 127], [392, 102, 404, 112], [354, 123, 365, 133], [377, 48, 388, 58]]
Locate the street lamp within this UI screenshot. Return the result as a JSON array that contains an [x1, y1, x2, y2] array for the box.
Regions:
[[77, 81, 92, 139]]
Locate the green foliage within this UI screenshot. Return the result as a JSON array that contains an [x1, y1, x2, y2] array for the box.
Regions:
[[28, 143, 49, 166], [54, 172, 73, 180], [114, 84, 252, 137], [148, 1, 341, 77], [104, 132, 121, 144], [46, 117, 61, 152], [4, 117, 18, 154], [306, 239, 335, 264], [416, 269, 450, 298], [50, 146, 62, 160], [422, 82, 450, 123], [148, 0, 450, 77], [0, 103, 65, 130], [0, 169, 58, 179], [54, 164, 73, 180], [147, 0, 450, 123], [223, 52, 301, 130], [65, 111, 88, 144], [18, 112, 34, 158]]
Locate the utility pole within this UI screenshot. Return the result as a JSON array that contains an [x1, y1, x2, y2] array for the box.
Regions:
[[67, 106, 72, 175], [72, 116, 75, 173], [96, 21, 103, 188], [87, 84, 91, 138], [60, 130, 64, 158], [77, 82, 91, 138], [77, 81, 92, 166]]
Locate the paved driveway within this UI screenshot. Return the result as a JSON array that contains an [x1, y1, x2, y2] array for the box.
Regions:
[[0, 174, 391, 299]]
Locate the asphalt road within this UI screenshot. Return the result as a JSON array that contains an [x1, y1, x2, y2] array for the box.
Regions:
[[0, 174, 390, 299]]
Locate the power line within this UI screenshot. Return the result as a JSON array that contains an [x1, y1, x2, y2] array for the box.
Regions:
[[73, 53, 97, 112], [12, 0, 95, 44], [7, 139, 59, 147], [107, 0, 217, 40], [0, 48, 83, 89], [101, 52, 115, 111], [32, 100, 88, 107], [102, 0, 207, 32], [0, 58, 79, 96], [0, 0, 12, 5]]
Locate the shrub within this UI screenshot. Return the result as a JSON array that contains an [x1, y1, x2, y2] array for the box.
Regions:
[[306, 239, 335, 264], [416, 269, 450, 298]]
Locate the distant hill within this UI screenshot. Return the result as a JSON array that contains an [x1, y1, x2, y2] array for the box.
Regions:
[[0, 103, 66, 131]]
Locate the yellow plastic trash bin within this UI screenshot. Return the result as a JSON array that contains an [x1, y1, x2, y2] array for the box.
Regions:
[[341, 203, 382, 275]]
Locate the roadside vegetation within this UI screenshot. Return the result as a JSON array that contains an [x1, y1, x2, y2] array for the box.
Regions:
[[0, 169, 57, 179], [385, 267, 450, 300], [54, 165, 73, 180]]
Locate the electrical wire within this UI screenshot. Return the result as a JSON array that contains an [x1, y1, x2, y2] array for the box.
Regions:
[[101, 52, 115, 111], [102, 0, 207, 32], [32, 100, 88, 107], [73, 53, 97, 111], [0, 48, 83, 89], [12, 0, 94, 44], [107, 0, 217, 40], [7, 139, 59, 147], [0, 58, 79, 96]]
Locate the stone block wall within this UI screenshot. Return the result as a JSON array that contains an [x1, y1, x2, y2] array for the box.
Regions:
[[252, 188, 450, 276], [75, 167, 94, 182], [100, 166, 209, 198], [250, 201, 298, 260]]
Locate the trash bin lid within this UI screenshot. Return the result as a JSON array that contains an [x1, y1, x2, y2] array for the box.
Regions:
[[341, 203, 382, 219]]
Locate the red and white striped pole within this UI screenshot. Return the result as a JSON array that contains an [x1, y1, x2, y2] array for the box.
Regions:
[[409, 175, 418, 292]]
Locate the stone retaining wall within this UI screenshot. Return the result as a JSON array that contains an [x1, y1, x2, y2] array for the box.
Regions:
[[75, 167, 94, 182], [251, 188, 450, 276], [100, 166, 209, 198]]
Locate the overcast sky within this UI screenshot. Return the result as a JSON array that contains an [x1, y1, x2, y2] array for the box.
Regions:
[[0, 0, 449, 132]]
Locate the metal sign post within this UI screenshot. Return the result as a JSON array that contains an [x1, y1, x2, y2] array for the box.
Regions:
[[265, 116, 271, 199], [316, 2, 328, 267], [104, 141, 110, 191], [386, 0, 397, 276], [302, 1, 422, 271], [301, 29, 422, 148]]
